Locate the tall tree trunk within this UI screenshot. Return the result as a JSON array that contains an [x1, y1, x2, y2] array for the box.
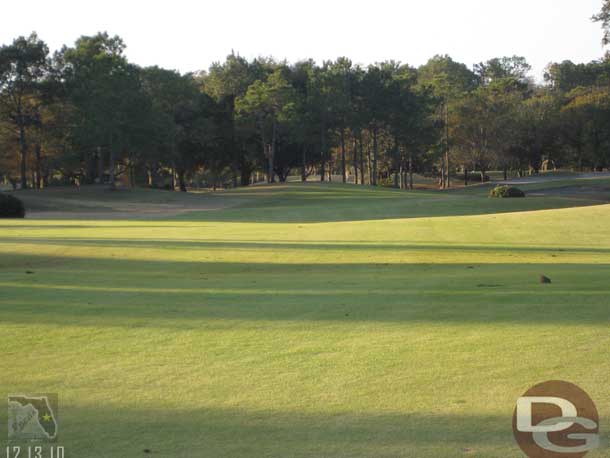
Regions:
[[367, 147, 372, 185], [240, 144, 252, 186], [265, 150, 273, 183], [353, 136, 358, 185], [371, 127, 378, 186], [259, 122, 271, 184], [19, 124, 27, 189], [232, 162, 239, 188], [130, 160, 136, 188], [229, 97, 239, 188], [393, 138, 400, 189], [97, 146, 104, 184], [358, 132, 365, 186], [240, 166, 252, 186], [464, 167, 469, 186], [301, 146, 307, 182], [178, 170, 187, 192], [171, 162, 176, 191], [320, 127, 326, 182], [444, 103, 450, 189], [340, 129, 346, 183], [444, 150, 450, 188], [108, 133, 116, 189], [109, 149, 115, 188], [408, 151, 414, 190], [269, 120, 277, 183], [439, 163, 444, 189], [35, 143, 42, 190], [398, 162, 404, 189], [85, 152, 96, 184]]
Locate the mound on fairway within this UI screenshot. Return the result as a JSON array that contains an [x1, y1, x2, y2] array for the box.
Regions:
[[0, 183, 608, 457]]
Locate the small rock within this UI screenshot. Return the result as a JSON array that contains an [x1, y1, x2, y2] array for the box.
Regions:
[[540, 275, 552, 284]]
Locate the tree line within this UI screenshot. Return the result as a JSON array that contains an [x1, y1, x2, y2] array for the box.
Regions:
[[2, 5, 610, 191]]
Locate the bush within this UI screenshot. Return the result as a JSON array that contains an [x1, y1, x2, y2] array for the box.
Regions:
[[0, 193, 26, 218], [489, 185, 525, 198]]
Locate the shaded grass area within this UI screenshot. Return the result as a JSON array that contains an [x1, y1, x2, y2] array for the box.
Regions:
[[10, 185, 237, 213], [1, 255, 610, 328], [13, 407, 529, 457], [455, 175, 610, 195], [1, 183, 610, 457], [9, 181, 608, 222]]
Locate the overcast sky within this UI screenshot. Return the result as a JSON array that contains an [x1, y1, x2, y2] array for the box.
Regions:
[[1, 0, 606, 80]]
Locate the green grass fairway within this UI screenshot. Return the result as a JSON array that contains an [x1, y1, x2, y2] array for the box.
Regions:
[[1, 183, 609, 457]]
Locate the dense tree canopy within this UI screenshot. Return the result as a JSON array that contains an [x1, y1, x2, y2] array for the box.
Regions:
[[2, 12, 610, 191]]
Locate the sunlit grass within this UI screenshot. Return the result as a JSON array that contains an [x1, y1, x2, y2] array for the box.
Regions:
[[1, 183, 609, 457]]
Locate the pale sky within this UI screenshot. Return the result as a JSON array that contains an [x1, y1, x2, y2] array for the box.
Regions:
[[1, 0, 606, 81]]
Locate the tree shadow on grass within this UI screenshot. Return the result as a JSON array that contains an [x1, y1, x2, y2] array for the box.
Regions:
[[1, 253, 609, 328], [15, 195, 605, 223], [0, 404, 520, 458], [2, 237, 610, 255]]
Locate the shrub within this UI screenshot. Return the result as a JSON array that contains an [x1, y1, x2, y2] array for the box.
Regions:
[[0, 193, 26, 218], [489, 185, 525, 198]]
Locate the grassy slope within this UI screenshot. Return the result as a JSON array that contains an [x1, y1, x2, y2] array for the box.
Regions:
[[1, 183, 609, 457], [183, 181, 610, 222]]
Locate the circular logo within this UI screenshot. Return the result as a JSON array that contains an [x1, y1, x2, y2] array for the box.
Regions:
[[513, 381, 599, 458]]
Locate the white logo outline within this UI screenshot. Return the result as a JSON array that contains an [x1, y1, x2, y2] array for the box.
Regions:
[[516, 396, 599, 454]]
